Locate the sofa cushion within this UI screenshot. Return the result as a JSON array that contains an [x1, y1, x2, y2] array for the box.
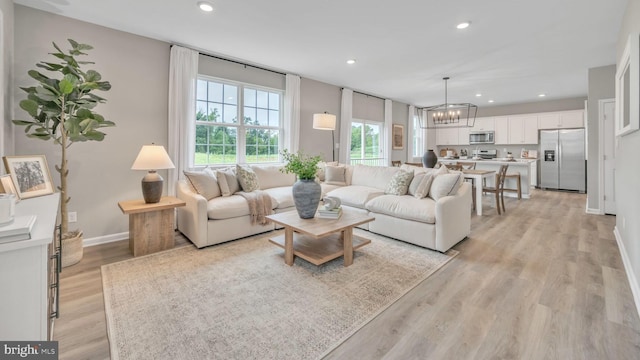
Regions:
[[236, 164, 259, 192], [215, 168, 240, 196], [365, 195, 437, 224], [429, 171, 464, 201], [325, 165, 347, 185], [401, 163, 428, 174], [351, 164, 400, 190], [263, 186, 294, 209], [183, 169, 221, 200], [385, 169, 414, 195], [326, 185, 383, 209], [252, 165, 296, 190], [207, 194, 278, 220], [321, 183, 342, 197]]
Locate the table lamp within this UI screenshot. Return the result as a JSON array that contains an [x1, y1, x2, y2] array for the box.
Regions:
[[131, 144, 175, 203], [313, 112, 337, 161]]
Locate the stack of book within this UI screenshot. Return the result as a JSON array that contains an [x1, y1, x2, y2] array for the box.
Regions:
[[317, 206, 342, 219], [0, 215, 37, 244]]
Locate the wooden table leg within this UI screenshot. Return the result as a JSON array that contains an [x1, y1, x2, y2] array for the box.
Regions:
[[343, 227, 353, 267], [284, 227, 294, 266]]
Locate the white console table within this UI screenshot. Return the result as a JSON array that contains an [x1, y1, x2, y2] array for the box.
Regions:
[[0, 193, 60, 340]]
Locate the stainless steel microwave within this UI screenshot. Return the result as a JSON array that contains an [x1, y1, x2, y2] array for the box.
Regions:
[[469, 131, 495, 144]]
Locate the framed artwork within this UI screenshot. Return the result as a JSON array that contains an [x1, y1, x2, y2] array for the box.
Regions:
[[615, 32, 640, 137], [3, 155, 55, 199], [392, 124, 404, 150], [0, 174, 20, 202]]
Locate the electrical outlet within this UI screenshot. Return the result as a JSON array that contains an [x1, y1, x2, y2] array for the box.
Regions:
[[68, 212, 77, 223]]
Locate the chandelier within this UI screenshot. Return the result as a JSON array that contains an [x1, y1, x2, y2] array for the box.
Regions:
[[420, 77, 477, 129]]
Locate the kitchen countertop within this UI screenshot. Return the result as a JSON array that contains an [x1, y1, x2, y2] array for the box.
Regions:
[[439, 158, 538, 165]]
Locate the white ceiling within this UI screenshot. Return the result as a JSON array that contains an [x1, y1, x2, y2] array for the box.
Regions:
[[15, 0, 627, 107]]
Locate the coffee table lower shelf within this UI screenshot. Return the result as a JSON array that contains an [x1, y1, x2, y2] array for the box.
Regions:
[[268, 232, 371, 266]]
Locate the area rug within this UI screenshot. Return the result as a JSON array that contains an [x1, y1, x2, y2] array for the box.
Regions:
[[102, 229, 457, 360]]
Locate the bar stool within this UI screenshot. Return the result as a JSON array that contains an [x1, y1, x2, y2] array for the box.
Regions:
[[483, 165, 509, 215], [503, 173, 522, 200]]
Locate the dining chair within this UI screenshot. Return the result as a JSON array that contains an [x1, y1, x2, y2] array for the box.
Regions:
[[458, 162, 476, 210], [482, 164, 509, 215], [391, 160, 402, 167], [444, 163, 463, 171], [404, 162, 424, 167]]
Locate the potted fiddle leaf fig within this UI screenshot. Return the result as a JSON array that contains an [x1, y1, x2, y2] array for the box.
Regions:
[[280, 149, 322, 219], [13, 39, 113, 267]]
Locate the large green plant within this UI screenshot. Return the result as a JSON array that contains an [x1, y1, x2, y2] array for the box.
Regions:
[[280, 149, 321, 180], [13, 39, 113, 236]]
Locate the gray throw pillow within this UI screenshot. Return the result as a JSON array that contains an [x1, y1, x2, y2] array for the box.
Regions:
[[385, 170, 414, 195]]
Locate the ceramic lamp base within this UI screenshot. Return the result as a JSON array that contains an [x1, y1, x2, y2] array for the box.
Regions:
[[141, 171, 163, 203]]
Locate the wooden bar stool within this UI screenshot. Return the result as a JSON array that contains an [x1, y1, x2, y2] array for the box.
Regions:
[[483, 165, 509, 215], [503, 173, 522, 200]]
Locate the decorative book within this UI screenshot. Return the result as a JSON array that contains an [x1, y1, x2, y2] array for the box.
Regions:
[[0, 215, 37, 244]]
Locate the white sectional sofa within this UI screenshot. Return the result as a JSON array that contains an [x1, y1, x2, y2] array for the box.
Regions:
[[176, 163, 472, 252]]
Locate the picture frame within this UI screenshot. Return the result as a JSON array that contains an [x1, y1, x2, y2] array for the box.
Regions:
[[0, 174, 20, 202], [3, 155, 55, 199], [615, 32, 640, 137], [392, 124, 404, 150]]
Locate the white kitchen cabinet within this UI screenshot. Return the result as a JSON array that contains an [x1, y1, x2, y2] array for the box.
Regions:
[[435, 127, 459, 145], [538, 110, 584, 129], [472, 117, 495, 131], [530, 161, 538, 186], [537, 113, 561, 129], [0, 194, 60, 341], [458, 127, 470, 145], [494, 116, 509, 144], [508, 114, 538, 144]]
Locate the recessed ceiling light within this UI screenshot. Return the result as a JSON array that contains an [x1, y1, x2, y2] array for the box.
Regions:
[[198, 1, 214, 12], [456, 22, 471, 29], [475, 93, 482, 97], [488, 99, 494, 103], [346, 59, 356, 65], [538, 93, 546, 97]]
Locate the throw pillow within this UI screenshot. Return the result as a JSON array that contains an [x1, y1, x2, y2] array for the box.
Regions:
[[324, 165, 347, 186], [215, 168, 240, 196], [236, 164, 259, 192], [316, 161, 338, 182], [411, 171, 435, 199], [429, 172, 463, 201], [183, 169, 221, 200], [384, 170, 414, 195]]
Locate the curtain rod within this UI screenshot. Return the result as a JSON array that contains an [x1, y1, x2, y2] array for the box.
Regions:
[[342, 88, 386, 101], [171, 44, 287, 76]]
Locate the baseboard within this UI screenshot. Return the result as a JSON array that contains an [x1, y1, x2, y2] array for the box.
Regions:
[[613, 226, 640, 318], [83, 232, 129, 247], [585, 207, 602, 215]]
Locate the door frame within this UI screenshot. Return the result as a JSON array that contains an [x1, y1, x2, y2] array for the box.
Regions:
[[598, 98, 615, 215]]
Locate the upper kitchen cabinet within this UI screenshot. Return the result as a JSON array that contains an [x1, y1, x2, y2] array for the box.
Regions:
[[472, 117, 495, 131], [538, 110, 584, 129], [508, 114, 538, 144], [435, 127, 459, 145], [458, 127, 470, 145], [494, 116, 509, 144]]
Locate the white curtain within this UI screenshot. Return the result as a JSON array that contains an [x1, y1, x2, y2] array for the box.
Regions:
[[384, 99, 393, 165], [284, 74, 301, 153], [339, 89, 353, 163], [407, 105, 415, 161], [167, 45, 198, 196]]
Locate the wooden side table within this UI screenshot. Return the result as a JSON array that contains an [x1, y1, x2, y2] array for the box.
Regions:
[[118, 196, 186, 256]]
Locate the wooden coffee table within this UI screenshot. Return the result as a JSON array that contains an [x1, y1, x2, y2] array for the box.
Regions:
[[266, 208, 374, 267]]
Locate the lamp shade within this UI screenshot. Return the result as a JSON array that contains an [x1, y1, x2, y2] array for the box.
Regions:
[[131, 145, 175, 170], [312, 113, 336, 130]]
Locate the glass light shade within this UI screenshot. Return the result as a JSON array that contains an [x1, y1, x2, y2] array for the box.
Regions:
[[312, 113, 337, 130], [131, 145, 175, 170]]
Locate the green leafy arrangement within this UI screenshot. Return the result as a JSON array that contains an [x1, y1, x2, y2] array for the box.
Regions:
[[13, 39, 113, 235], [280, 149, 322, 180]]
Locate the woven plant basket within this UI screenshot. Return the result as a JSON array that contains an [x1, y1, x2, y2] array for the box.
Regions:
[[61, 231, 83, 268]]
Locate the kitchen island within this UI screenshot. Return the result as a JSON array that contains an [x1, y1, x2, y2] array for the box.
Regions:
[[439, 158, 538, 199]]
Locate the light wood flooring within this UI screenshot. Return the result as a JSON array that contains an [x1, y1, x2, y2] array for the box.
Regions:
[[54, 190, 640, 359]]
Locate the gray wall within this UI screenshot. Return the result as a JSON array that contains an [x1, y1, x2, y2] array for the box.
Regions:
[[391, 101, 409, 163], [0, 0, 13, 158], [615, 0, 640, 306], [14, 5, 170, 239], [299, 78, 341, 161], [586, 65, 616, 211], [477, 97, 586, 117]]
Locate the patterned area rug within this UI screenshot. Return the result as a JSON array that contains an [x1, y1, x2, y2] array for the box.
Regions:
[[102, 229, 457, 360]]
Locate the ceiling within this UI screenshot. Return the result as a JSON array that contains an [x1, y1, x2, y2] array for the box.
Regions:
[[15, 0, 627, 107]]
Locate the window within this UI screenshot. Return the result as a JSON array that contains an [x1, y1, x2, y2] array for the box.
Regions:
[[195, 77, 282, 165], [412, 114, 424, 157], [350, 119, 384, 166]]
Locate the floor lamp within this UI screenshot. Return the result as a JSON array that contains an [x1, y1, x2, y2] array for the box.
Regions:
[[313, 112, 337, 162]]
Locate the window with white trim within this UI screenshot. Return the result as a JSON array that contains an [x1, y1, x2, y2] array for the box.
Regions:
[[195, 77, 283, 165], [412, 114, 424, 157], [350, 119, 384, 166]]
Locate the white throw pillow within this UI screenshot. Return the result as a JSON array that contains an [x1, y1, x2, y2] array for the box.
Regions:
[[384, 169, 414, 195], [429, 172, 463, 201], [236, 164, 259, 192], [412, 172, 435, 199], [325, 165, 347, 186], [215, 168, 240, 196], [183, 169, 221, 200]]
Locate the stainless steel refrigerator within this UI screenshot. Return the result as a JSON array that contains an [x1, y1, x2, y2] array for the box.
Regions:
[[539, 129, 586, 192]]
